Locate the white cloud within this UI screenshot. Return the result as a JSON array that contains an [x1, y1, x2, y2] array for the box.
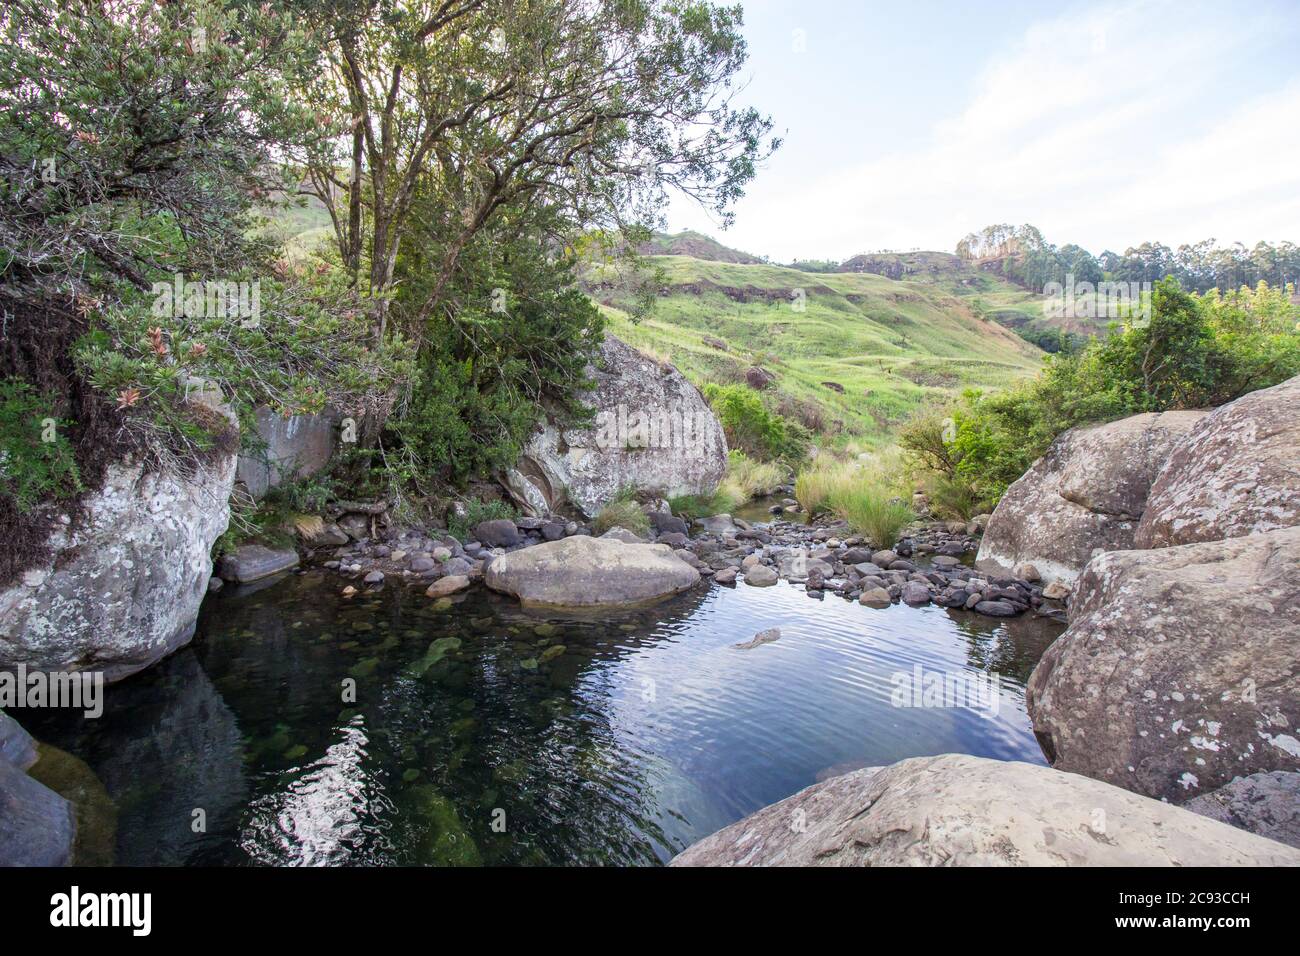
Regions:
[[671, 1, 1300, 260]]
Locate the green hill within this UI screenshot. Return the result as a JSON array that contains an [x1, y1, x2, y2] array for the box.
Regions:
[[264, 212, 1050, 447], [585, 250, 1046, 447]]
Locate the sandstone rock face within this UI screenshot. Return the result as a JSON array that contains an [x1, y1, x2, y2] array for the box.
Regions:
[[977, 411, 1205, 583], [0, 399, 238, 681], [1136, 375, 1300, 549], [1027, 527, 1300, 804], [235, 405, 339, 500], [483, 535, 700, 608], [670, 754, 1300, 866], [1184, 772, 1300, 849], [503, 336, 727, 518]]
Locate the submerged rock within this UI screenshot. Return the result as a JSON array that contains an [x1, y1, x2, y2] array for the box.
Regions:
[[1027, 526, 1300, 804], [483, 535, 699, 608], [1136, 374, 1300, 549], [733, 628, 780, 650], [976, 411, 1204, 584], [217, 544, 300, 584], [502, 336, 727, 517], [670, 753, 1300, 866]]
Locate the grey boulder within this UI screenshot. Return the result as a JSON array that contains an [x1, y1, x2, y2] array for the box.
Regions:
[[976, 411, 1204, 583], [483, 535, 699, 608], [1027, 526, 1300, 804], [502, 335, 728, 517], [1137, 374, 1300, 549]]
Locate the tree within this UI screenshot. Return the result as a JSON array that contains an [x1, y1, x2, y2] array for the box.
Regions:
[[292, 0, 778, 343]]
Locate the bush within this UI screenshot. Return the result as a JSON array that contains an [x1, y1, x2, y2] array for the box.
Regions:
[[902, 278, 1300, 504], [701, 383, 809, 463], [923, 473, 991, 521], [448, 499, 516, 542], [394, 222, 602, 489], [0, 378, 82, 511], [592, 499, 650, 537]]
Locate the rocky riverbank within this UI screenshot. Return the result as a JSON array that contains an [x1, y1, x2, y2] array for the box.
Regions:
[[236, 497, 1066, 625]]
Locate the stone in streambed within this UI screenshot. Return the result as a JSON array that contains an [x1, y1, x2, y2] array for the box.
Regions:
[[217, 543, 299, 583], [743, 565, 778, 587], [473, 519, 521, 548], [858, 587, 892, 608], [425, 575, 471, 599], [484, 535, 699, 608]]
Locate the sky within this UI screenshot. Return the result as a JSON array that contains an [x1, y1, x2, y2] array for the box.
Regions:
[[665, 0, 1300, 263]]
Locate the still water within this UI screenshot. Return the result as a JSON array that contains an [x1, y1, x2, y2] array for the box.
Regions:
[[29, 569, 1062, 866]]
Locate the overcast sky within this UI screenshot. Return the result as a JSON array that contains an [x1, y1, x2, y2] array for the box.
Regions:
[[665, 0, 1300, 263]]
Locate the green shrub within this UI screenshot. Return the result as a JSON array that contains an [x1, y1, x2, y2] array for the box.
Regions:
[[0, 378, 81, 511], [924, 473, 991, 521], [702, 383, 808, 463], [448, 499, 517, 541], [903, 278, 1300, 505], [592, 499, 650, 537]]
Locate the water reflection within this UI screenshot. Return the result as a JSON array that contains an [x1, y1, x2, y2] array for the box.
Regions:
[[29, 570, 1062, 866]]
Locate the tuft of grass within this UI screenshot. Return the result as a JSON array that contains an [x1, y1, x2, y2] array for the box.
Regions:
[[668, 488, 739, 519], [795, 454, 915, 547], [719, 450, 785, 503], [592, 499, 650, 536], [829, 485, 915, 548]]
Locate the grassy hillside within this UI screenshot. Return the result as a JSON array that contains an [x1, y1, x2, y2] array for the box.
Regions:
[[585, 253, 1045, 448], [262, 211, 1048, 448]]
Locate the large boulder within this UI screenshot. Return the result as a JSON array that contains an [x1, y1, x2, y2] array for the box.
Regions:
[[1136, 375, 1300, 549], [484, 535, 700, 608], [1027, 526, 1300, 804], [976, 411, 1205, 583], [1184, 772, 1300, 849], [235, 405, 340, 501], [503, 336, 727, 518], [670, 754, 1300, 866], [0, 392, 238, 682]]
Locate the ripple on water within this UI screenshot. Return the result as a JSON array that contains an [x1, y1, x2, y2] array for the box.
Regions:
[[25, 570, 1062, 866]]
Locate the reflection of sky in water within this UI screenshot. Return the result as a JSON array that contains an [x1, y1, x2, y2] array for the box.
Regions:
[[27, 571, 1061, 866]]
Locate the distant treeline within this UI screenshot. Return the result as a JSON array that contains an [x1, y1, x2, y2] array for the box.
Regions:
[[957, 224, 1300, 294]]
